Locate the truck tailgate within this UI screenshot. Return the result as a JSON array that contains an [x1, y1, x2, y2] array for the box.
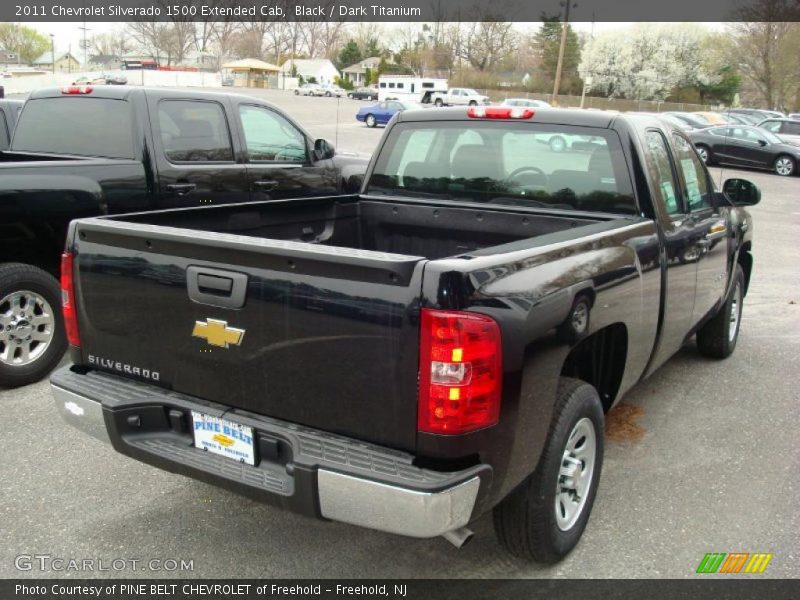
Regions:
[[71, 219, 426, 452]]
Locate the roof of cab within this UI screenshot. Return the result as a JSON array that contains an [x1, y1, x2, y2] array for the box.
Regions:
[[396, 106, 674, 132], [27, 86, 274, 106]]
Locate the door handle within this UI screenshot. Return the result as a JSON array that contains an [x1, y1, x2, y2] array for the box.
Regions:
[[253, 180, 279, 192], [166, 183, 196, 196], [186, 266, 248, 309]]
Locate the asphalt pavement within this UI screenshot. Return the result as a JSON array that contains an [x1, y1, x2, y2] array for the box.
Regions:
[[1, 89, 798, 579]]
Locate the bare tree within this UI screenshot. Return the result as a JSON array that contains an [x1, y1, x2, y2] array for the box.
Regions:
[[90, 31, 133, 58], [728, 0, 800, 109], [212, 20, 242, 66], [454, 20, 517, 71]]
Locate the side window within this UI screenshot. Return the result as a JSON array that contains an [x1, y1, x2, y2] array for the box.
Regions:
[[761, 121, 780, 133], [645, 131, 681, 216], [379, 82, 386, 88], [158, 100, 233, 163], [785, 122, 800, 135], [672, 134, 713, 211], [239, 105, 306, 163]]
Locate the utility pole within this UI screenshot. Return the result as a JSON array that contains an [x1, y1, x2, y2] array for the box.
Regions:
[[551, 1, 576, 106], [49, 34, 55, 74], [78, 21, 90, 71]]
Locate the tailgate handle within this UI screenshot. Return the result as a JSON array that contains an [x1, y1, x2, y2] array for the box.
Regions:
[[187, 266, 248, 309]]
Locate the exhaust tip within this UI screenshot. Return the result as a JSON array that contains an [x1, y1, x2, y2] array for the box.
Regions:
[[442, 526, 474, 549]]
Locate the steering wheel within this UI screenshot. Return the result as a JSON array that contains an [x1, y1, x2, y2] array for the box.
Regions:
[[505, 166, 547, 190]]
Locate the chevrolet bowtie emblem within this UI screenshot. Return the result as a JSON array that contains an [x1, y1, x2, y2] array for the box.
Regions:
[[192, 318, 245, 348]]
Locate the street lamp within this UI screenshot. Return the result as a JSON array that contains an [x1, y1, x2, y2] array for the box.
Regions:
[[49, 34, 55, 74], [551, 0, 577, 105]]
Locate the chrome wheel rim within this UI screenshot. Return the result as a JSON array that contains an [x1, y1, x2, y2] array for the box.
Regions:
[[729, 282, 742, 343], [775, 157, 793, 176], [0, 290, 56, 367], [555, 417, 597, 531], [572, 302, 589, 334], [366, 115, 375, 127], [697, 147, 708, 163]]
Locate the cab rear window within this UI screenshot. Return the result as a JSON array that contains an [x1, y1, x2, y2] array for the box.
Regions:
[[367, 121, 637, 215], [12, 97, 135, 159]]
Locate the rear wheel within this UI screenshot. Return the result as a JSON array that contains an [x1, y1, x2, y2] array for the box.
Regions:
[[294, 89, 299, 95], [774, 155, 795, 176], [468, 100, 478, 106], [365, 114, 377, 128], [0, 264, 67, 388], [493, 377, 604, 563], [695, 144, 711, 165], [696, 265, 744, 359], [549, 136, 567, 153], [434, 98, 444, 107]]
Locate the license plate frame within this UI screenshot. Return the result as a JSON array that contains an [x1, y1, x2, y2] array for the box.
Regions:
[[191, 411, 256, 466]]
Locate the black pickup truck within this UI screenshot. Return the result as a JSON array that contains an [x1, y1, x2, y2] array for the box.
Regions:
[[51, 107, 758, 562], [0, 86, 367, 387]]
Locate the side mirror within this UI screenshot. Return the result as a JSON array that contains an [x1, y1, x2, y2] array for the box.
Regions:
[[313, 138, 335, 161], [757, 139, 768, 147], [723, 178, 761, 206]]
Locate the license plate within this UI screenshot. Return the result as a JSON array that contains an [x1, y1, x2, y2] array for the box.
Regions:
[[191, 411, 256, 466]]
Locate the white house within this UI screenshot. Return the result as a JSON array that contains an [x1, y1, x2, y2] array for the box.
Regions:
[[341, 56, 388, 86], [279, 59, 340, 86]]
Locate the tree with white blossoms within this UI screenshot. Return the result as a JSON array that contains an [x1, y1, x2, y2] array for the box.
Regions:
[[579, 24, 713, 101]]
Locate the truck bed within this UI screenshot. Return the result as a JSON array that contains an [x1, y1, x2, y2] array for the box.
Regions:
[[112, 195, 609, 260]]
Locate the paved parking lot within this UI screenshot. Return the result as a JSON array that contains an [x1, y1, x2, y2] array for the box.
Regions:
[[1, 88, 798, 579]]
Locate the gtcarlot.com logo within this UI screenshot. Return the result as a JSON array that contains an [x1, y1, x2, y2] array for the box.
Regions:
[[15, 554, 194, 572], [696, 552, 773, 574]]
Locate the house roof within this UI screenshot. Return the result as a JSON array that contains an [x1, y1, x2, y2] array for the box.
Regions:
[[32, 51, 79, 65], [279, 58, 339, 75], [342, 57, 386, 74], [222, 58, 280, 72]]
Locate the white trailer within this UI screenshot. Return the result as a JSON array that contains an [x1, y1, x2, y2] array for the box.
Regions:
[[377, 76, 448, 103]]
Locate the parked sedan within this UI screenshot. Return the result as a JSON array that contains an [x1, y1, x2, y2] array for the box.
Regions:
[[501, 98, 552, 108], [294, 83, 324, 96], [757, 118, 800, 147], [348, 86, 379, 100], [356, 100, 420, 127], [322, 85, 346, 97], [663, 111, 712, 129], [690, 124, 800, 176], [694, 111, 729, 125]]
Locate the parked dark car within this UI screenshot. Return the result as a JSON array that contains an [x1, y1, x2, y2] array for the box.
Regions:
[[0, 86, 368, 387], [356, 100, 420, 127], [728, 108, 784, 122], [690, 124, 800, 175], [757, 118, 800, 147], [53, 107, 758, 563], [348, 86, 378, 100]]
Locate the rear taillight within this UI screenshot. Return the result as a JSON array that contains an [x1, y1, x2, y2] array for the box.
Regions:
[[418, 309, 502, 435], [60, 252, 80, 347], [467, 106, 534, 119], [61, 85, 93, 95]]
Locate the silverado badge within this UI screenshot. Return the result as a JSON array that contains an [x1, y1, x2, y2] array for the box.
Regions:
[[192, 318, 245, 348]]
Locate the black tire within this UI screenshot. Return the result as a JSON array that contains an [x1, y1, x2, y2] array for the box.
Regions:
[[365, 114, 376, 128], [434, 98, 444, 107], [696, 264, 744, 359], [0, 263, 67, 388], [493, 377, 604, 563], [468, 100, 478, 106], [294, 89, 299, 95], [773, 155, 795, 176]]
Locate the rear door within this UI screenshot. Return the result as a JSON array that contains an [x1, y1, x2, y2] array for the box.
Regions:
[[671, 133, 729, 325], [150, 95, 250, 208], [233, 100, 338, 201], [642, 129, 698, 373]]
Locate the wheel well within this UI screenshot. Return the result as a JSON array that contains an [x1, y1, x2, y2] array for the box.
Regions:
[[560, 323, 628, 412], [738, 242, 753, 295]]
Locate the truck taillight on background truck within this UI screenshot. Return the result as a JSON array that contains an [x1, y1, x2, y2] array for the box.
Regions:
[[418, 309, 502, 434], [60, 252, 80, 347]]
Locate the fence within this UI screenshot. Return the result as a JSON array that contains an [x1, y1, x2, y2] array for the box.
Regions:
[[2, 69, 222, 95]]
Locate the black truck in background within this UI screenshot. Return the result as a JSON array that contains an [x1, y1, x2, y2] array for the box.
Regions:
[[52, 107, 759, 562], [0, 86, 367, 387]]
